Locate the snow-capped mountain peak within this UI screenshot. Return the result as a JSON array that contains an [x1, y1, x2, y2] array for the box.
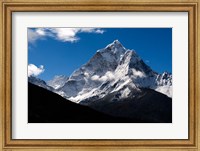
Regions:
[[96, 40, 127, 63], [54, 40, 172, 103], [105, 39, 124, 50]]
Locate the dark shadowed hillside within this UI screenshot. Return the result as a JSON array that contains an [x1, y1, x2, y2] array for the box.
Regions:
[[84, 88, 172, 123], [28, 82, 140, 123]]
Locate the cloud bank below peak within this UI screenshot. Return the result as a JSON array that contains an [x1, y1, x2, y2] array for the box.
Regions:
[[28, 28, 105, 44]]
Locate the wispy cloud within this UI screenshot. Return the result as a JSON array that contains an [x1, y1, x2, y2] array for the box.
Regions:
[[91, 71, 115, 82], [28, 64, 45, 77], [145, 60, 150, 63], [28, 28, 105, 44], [28, 29, 44, 44]]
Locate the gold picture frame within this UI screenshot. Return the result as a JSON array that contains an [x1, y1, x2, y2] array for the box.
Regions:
[[0, 0, 199, 150]]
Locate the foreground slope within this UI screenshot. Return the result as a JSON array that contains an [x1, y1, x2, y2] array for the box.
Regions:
[[28, 82, 172, 123], [83, 88, 172, 123], [28, 83, 141, 123]]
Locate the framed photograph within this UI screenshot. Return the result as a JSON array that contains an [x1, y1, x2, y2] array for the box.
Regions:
[[0, 0, 199, 150]]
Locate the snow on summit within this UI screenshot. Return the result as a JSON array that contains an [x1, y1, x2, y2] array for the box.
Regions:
[[52, 40, 172, 103]]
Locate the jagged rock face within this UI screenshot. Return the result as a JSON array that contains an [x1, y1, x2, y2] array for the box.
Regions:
[[47, 75, 68, 89], [28, 76, 54, 91], [55, 40, 172, 103]]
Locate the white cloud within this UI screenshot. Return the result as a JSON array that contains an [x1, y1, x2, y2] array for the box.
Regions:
[[91, 71, 115, 82], [36, 28, 46, 36], [91, 75, 100, 81], [79, 28, 105, 34], [28, 28, 105, 43], [28, 29, 43, 44], [132, 69, 145, 78], [28, 64, 45, 77], [100, 71, 115, 81], [47, 28, 79, 42], [95, 29, 105, 34]]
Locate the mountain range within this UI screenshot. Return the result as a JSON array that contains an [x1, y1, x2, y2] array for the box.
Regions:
[[28, 40, 172, 123]]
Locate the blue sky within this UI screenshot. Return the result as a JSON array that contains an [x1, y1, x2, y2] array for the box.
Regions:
[[28, 28, 172, 81]]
